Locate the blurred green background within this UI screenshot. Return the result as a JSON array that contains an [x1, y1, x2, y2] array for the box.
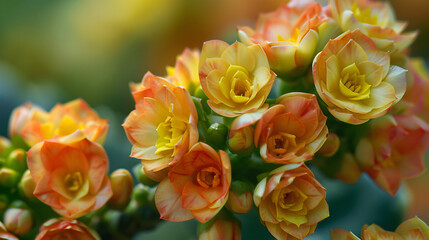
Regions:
[[0, 0, 428, 239]]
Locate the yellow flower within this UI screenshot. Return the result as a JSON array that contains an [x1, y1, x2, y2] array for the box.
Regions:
[[166, 48, 200, 95], [328, 0, 418, 52], [313, 29, 407, 124], [199, 40, 276, 117]]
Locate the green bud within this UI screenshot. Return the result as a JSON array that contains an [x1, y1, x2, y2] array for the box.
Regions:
[[194, 86, 207, 100], [19, 170, 36, 199], [0, 136, 11, 155], [132, 184, 150, 206], [9, 200, 29, 209], [132, 164, 157, 187], [6, 149, 26, 174], [206, 123, 228, 149], [0, 168, 20, 188]]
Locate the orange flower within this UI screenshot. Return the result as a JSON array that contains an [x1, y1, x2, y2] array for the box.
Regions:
[[331, 217, 429, 240], [255, 93, 328, 164], [356, 115, 429, 195], [36, 219, 100, 240], [313, 29, 407, 124], [9, 99, 108, 147], [199, 40, 276, 117], [155, 142, 231, 223], [123, 72, 198, 181], [239, 0, 333, 76], [254, 164, 329, 240], [166, 48, 200, 95], [328, 0, 418, 52], [27, 131, 112, 218]]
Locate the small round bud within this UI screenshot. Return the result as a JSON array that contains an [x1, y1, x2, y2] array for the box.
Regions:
[[109, 169, 133, 210], [228, 126, 254, 155], [4, 208, 33, 236], [0, 137, 11, 155], [225, 181, 253, 214], [133, 184, 151, 206], [19, 170, 36, 199], [198, 216, 241, 240], [206, 123, 228, 149], [336, 153, 362, 184], [0, 168, 20, 188], [318, 133, 340, 157], [132, 164, 158, 187]]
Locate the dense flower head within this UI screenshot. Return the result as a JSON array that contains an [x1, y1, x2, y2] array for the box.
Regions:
[[331, 216, 429, 240], [255, 92, 328, 164], [313, 29, 407, 124], [27, 131, 112, 218], [36, 218, 101, 240], [155, 142, 231, 223], [356, 115, 429, 196], [123, 72, 198, 181], [199, 40, 276, 117], [9, 99, 108, 147], [328, 0, 418, 52], [239, 0, 331, 76], [254, 164, 329, 240], [166, 48, 201, 95]]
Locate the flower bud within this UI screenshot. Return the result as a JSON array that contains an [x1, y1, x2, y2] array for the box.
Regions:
[[109, 169, 133, 210], [198, 216, 241, 240], [132, 164, 158, 187], [36, 218, 100, 240], [4, 208, 33, 236], [225, 181, 253, 214], [133, 184, 152, 207], [0, 168, 20, 188], [228, 126, 254, 155], [0, 137, 11, 155], [0, 221, 19, 240], [318, 133, 340, 157], [19, 170, 36, 199], [206, 123, 228, 149], [336, 153, 362, 184], [6, 149, 26, 173]]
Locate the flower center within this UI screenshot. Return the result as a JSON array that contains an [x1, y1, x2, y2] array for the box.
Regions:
[[64, 172, 83, 192], [219, 65, 253, 104], [268, 133, 297, 156], [41, 115, 84, 140], [351, 3, 378, 25], [339, 63, 371, 100], [273, 186, 309, 226], [196, 166, 221, 189], [156, 115, 187, 156], [278, 28, 300, 44]]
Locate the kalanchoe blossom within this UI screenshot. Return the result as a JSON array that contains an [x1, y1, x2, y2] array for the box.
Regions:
[[36, 219, 101, 240], [328, 0, 418, 52], [313, 29, 407, 124], [9, 99, 108, 147], [255, 92, 328, 164], [356, 115, 429, 196], [199, 40, 276, 117], [123, 72, 199, 181], [155, 142, 231, 223], [27, 130, 112, 218], [254, 163, 329, 240], [331, 216, 429, 240], [166, 48, 201, 95], [239, 0, 334, 76]]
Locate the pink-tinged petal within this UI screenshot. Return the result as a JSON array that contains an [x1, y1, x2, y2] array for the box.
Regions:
[[328, 107, 367, 125], [254, 105, 285, 146], [273, 112, 306, 138], [355, 138, 376, 169], [253, 177, 267, 207], [384, 65, 407, 104], [155, 179, 193, 222], [191, 202, 224, 223], [130, 145, 160, 160], [181, 182, 210, 210], [58, 195, 96, 219], [199, 58, 229, 83], [330, 229, 360, 240], [394, 31, 419, 52], [91, 176, 112, 211], [200, 40, 230, 67], [26, 142, 45, 183], [230, 106, 267, 131], [370, 167, 401, 196], [141, 156, 172, 172]]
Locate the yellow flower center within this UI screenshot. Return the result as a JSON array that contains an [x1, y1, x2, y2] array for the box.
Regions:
[[267, 133, 297, 157], [352, 3, 378, 25], [196, 166, 221, 189], [64, 172, 83, 192], [339, 63, 371, 100], [272, 186, 308, 227], [220, 65, 253, 104], [278, 28, 300, 44], [41, 115, 85, 139], [155, 115, 187, 156]]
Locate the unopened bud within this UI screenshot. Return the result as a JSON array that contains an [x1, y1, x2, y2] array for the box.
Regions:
[[133, 164, 157, 187], [6, 149, 26, 173], [336, 153, 362, 184], [0, 137, 11, 155], [198, 216, 241, 240], [0, 221, 19, 240], [225, 181, 253, 214], [207, 123, 228, 149], [228, 126, 254, 155], [0, 168, 20, 188], [19, 170, 36, 199], [4, 208, 33, 236], [133, 184, 150, 206], [318, 133, 340, 157], [109, 169, 133, 210]]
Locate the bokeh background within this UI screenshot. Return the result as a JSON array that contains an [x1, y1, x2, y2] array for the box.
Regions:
[[0, 0, 428, 239]]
